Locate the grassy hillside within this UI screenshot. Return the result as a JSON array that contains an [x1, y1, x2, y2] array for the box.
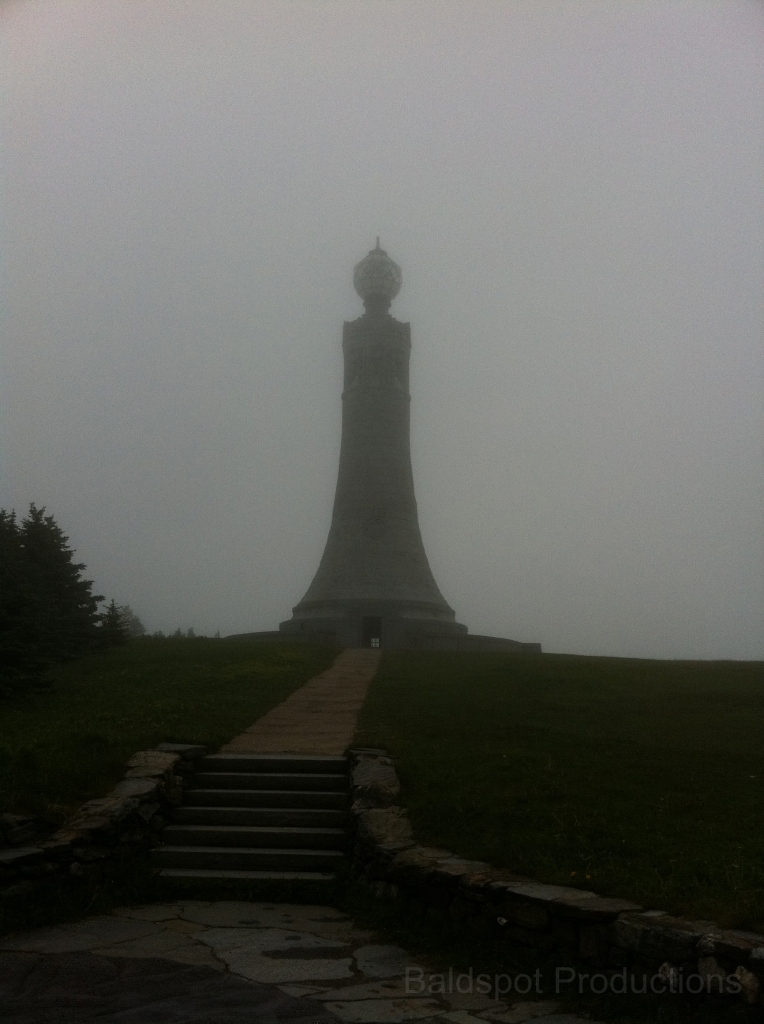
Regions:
[[354, 650, 764, 931], [0, 638, 337, 819]]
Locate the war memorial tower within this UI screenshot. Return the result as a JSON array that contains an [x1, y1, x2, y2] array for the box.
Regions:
[[279, 242, 540, 653]]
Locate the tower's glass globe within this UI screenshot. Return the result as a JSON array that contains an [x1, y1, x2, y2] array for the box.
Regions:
[[353, 239, 402, 303]]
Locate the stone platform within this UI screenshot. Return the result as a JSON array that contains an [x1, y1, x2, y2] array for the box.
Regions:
[[0, 901, 589, 1023]]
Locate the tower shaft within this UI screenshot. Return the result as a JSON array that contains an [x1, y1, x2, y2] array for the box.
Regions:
[[281, 308, 466, 648]]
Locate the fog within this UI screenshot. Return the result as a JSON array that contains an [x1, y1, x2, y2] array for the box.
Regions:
[[2, 0, 762, 659]]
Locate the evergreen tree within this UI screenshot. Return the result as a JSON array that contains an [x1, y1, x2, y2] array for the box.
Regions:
[[0, 504, 103, 690], [20, 505, 103, 661], [99, 599, 129, 646], [0, 510, 43, 687]]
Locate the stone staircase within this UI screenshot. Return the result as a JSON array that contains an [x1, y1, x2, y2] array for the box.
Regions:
[[152, 753, 349, 885]]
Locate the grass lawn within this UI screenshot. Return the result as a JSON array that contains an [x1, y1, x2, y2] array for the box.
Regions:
[[354, 651, 764, 932], [0, 638, 337, 820]]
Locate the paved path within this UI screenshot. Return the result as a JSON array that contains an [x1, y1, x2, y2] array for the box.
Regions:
[[221, 648, 382, 755], [0, 901, 592, 1023]]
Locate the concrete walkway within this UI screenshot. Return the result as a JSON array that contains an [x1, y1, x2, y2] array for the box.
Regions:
[[0, 901, 591, 1023], [221, 648, 382, 755]]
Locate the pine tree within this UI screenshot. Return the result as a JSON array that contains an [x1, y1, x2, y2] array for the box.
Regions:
[[19, 505, 103, 662], [0, 505, 105, 691], [0, 510, 43, 688], [99, 599, 129, 646]]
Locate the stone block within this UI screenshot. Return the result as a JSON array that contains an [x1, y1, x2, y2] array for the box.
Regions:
[[63, 814, 113, 842], [432, 858, 491, 881], [503, 903, 549, 931], [388, 846, 447, 882], [697, 956, 726, 987], [613, 913, 719, 963], [137, 801, 161, 823], [377, 840, 417, 855], [352, 757, 401, 807], [734, 966, 761, 1004], [552, 893, 642, 921], [501, 881, 596, 905], [357, 807, 413, 845], [697, 928, 764, 964], [112, 778, 160, 799], [39, 838, 73, 859], [485, 877, 537, 893], [748, 948, 764, 981], [0, 847, 43, 868], [125, 750, 180, 778]]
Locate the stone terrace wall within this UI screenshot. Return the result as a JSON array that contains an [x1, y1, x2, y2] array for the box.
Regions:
[[0, 743, 207, 902], [404, 634, 542, 653], [347, 748, 764, 1008]]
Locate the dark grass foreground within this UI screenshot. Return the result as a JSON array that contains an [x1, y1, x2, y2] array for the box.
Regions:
[[0, 638, 337, 819], [354, 651, 764, 932]]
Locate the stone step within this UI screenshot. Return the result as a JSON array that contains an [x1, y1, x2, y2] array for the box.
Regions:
[[198, 754, 348, 774], [192, 772, 347, 791], [171, 806, 348, 828], [151, 845, 344, 872], [160, 824, 347, 850], [183, 788, 348, 809], [158, 867, 337, 882]]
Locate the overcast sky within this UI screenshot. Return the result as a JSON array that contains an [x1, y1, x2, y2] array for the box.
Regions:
[[2, 0, 762, 659]]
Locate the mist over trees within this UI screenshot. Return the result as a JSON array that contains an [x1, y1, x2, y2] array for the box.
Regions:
[[119, 605, 146, 638]]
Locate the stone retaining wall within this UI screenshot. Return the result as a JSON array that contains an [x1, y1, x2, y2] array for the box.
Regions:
[[347, 748, 764, 1007], [0, 742, 207, 902]]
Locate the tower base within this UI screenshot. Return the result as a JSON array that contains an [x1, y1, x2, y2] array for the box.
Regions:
[[278, 599, 540, 652], [279, 597, 466, 649]]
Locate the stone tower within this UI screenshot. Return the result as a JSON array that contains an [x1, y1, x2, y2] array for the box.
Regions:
[[280, 241, 467, 648]]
